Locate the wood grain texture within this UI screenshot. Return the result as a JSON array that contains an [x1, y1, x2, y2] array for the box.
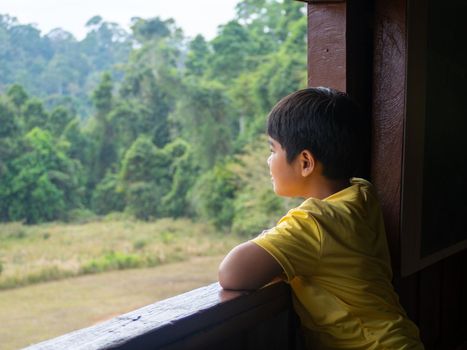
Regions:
[[25, 282, 292, 350], [371, 0, 407, 272], [307, 2, 346, 90]]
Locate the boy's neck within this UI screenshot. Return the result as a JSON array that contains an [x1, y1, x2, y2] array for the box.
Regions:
[[302, 177, 350, 200]]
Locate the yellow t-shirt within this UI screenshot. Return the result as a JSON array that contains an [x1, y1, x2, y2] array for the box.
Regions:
[[252, 178, 423, 350]]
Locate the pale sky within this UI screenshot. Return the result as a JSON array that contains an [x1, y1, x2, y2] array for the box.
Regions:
[[0, 0, 240, 40]]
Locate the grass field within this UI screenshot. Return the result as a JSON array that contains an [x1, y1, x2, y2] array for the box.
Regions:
[[0, 218, 244, 349], [0, 255, 224, 350], [0, 218, 242, 290]]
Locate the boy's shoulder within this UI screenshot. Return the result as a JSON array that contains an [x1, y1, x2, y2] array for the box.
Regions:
[[276, 178, 383, 245], [294, 177, 376, 218]]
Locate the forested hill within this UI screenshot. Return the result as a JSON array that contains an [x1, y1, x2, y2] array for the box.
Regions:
[[0, 0, 307, 235], [0, 14, 133, 117]]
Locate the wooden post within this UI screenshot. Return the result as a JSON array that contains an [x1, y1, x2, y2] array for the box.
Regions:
[[305, 0, 374, 179], [307, 1, 347, 92]]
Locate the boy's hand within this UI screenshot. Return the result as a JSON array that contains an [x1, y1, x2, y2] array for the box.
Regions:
[[218, 241, 283, 291]]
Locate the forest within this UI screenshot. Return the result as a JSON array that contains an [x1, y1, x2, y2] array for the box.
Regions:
[[0, 0, 307, 236]]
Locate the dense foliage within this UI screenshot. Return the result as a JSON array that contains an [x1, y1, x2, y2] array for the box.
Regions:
[[0, 0, 307, 235]]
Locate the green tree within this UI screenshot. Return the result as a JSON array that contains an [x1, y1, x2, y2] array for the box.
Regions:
[[80, 16, 131, 72], [0, 96, 20, 140], [131, 17, 174, 43], [160, 139, 198, 217], [89, 72, 117, 186], [0, 97, 21, 221], [171, 79, 235, 170], [8, 128, 83, 223], [0, 2, 309, 225], [23, 99, 49, 132], [208, 20, 256, 82], [123, 67, 173, 147], [92, 72, 113, 117], [91, 172, 125, 215], [119, 136, 195, 219], [0, 96, 20, 167], [61, 118, 95, 205], [189, 162, 239, 229], [48, 106, 74, 136], [120, 21, 182, 148], [125, 182, 161, 220], [119, 136, 171, 219], [120, 136, 170, 184], [62, 118, 94, 170], [107, 100, 151, 157], [0, 14, 132, 119], [185, 35, 210, 77], [6, 84, 28, 109]]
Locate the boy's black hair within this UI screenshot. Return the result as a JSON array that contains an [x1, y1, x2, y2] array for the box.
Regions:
[[267, 87, 369, 180]]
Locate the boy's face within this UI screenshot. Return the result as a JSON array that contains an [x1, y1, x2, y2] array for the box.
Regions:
[[267, 137, 304, 197]]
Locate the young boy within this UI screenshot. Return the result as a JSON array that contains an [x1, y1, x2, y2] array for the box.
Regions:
[[218, 88, 424, 349]]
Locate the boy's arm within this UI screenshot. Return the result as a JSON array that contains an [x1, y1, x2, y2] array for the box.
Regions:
[[218, 241, 283, 291]]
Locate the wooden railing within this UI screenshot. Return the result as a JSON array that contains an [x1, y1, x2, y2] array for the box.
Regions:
[[25, 282, 303, 350]]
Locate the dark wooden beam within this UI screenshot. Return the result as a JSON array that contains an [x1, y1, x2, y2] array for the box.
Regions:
[[306, 0, 373, 177], [306, 0, 373, 96], [307, 1, 347, 91], [371, 0, 407, 273], [24, 282, 294, 350]]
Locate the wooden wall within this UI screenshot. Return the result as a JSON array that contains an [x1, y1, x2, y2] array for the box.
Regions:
[[306, 0, 467, 348], [372, 1, 467, 348]]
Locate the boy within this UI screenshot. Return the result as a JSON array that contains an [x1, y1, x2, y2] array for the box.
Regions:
[[218, 88, 424, 349]]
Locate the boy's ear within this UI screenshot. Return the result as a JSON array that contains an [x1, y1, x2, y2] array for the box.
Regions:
[[299, 150, 316, 177]]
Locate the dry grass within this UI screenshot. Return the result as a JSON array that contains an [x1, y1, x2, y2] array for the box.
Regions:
[[0, 255, 224, 350], [0, 218, 243, 349], [0, 218, 242, 289]]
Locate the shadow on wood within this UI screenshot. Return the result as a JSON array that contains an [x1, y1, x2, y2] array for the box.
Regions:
[[25, 282, 303, 350]]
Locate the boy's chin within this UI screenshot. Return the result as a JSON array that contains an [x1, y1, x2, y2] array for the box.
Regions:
[[273, 186, 301, 198], [273, 187, 289, 197]]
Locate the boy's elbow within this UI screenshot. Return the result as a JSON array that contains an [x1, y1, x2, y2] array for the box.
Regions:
[[218, 263, 244, 290], [218, 241, 281, 290], [218, 269, 232, 290], [217, 264, 229, 289]]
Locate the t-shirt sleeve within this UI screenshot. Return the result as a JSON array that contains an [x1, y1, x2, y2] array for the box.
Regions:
[[251, 208, 323, 282]]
